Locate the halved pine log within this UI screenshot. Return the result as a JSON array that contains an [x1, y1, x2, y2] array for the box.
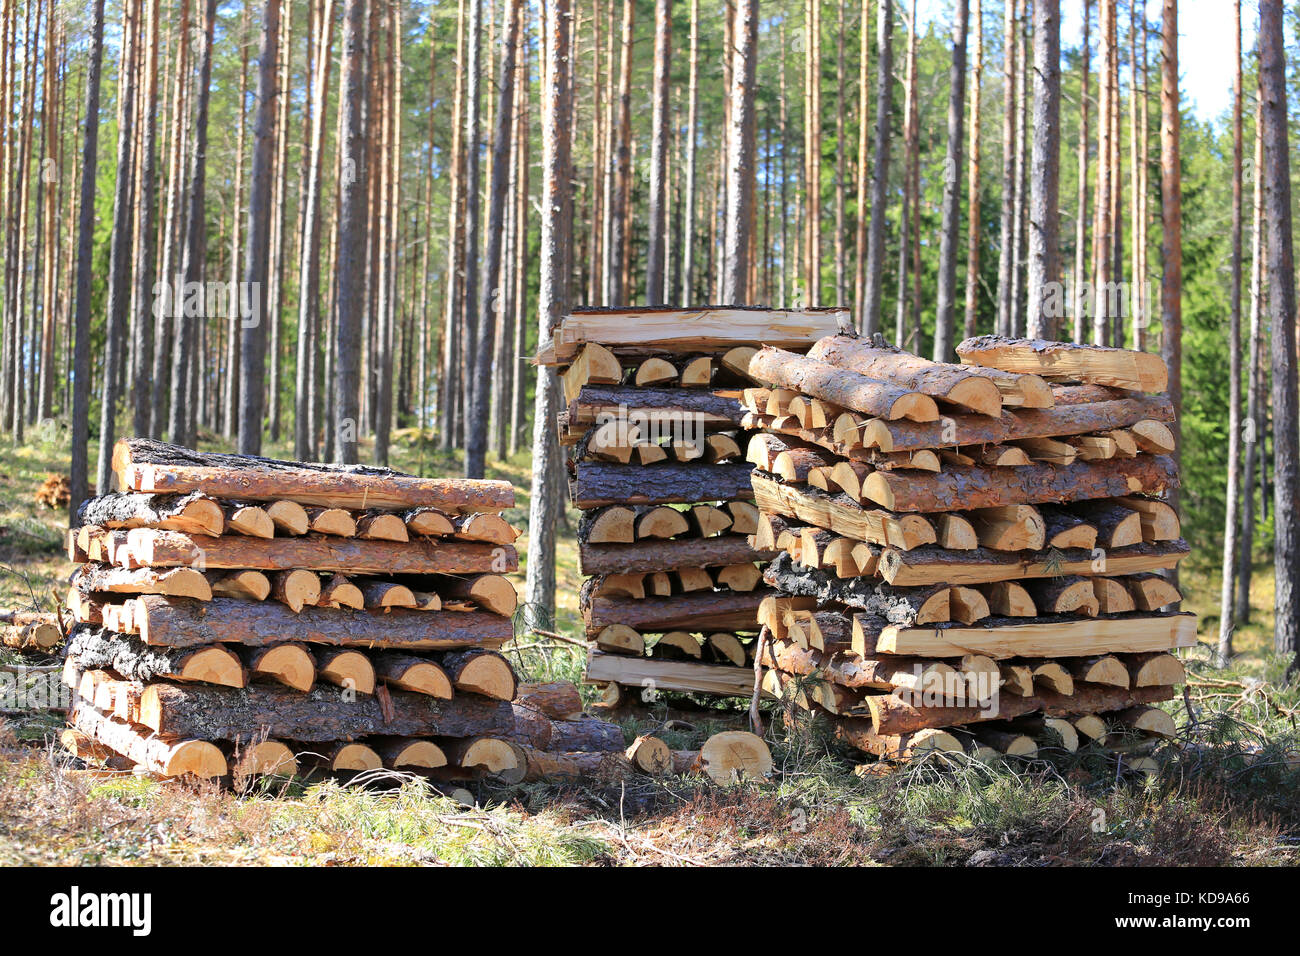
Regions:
[[65, 626, 245, 686], [949, 586, 991, 624], [123, 529, 516, 575], [305, 506, 357, 537], [373, 652, 453, 698], [272, 569, 322, 613], [231, 739, 299, 777], [967, 506, 1046, 552], [1114, 496, 1181, 541], [432, 573, 517, 616], [635, 356, 679, 386], [223, 503, 275, 538], [1031, 661, 1075, 694], [955, 335, 1169, 392], [453, 512, 518, 545], [76, 491, 224, 536], [635, 505, 690, 539], [1067, 654, 1131, 688], [681, 356, 714, 386], [726, 500, 760, 535], [1073, 714, 1108, 741], [750, 474, 939, 549], [705, 433, 742, 462], [982, 581, 1037, 617], [999, 663, 1035, 697], [1013, 436, 1078, 465], [1116, 705, 1177, 738], [689, 503, 732, 537], [1039, 506, 1099, 550], [961, 364, 1055, 408], [1093, 577, 1137, 614], [973, 729, 1038, 757], [133, 595, 512, 651], [650, 631, 703, 659], [716, 563, 763, 592], [312, 648, 376, 695], [594, 623, 645, 655], [359, 580, 417, 610], [242, 642, 317, 691], [1010, 715, 1080, 752], [862, 455, 1179, 514], [441, 649, 517, 701], [404, 507, 455, 537], [265, 499, 310, 535], [443, 736, 522, 776], [113, 439, 514, 513], [876, 539, 1190, 586], [1130, 419, 1176, 454], [706, 632, 748, 666], [1128, 652, 1186, 687], [317, 573, 364, 609], [373, 737, 448, 770], [1073, 501, 1144, 548], [563, 343, 624, 400], [1025, 576, 1099, 617], [71, 704, 227, 778], [747, 346, 940, 421], [209, 569, 272, 601], [674, 568, 715, 592], [356, 511, 409, 542], [74, 564, 212, 600], [579, 505, 637, 543], [808, 335, 1003, 416]]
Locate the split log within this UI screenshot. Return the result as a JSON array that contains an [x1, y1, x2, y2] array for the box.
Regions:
[[563, 343, 624, 400], [359, 580, 417, 610], [1031, 662, 1075, 695], [1039, 506, 1099, 550], [982, 582, 1038, 617], [1117, 705, 1177, 738], [850, 612, 1197, 659], [265, 499, 310, 535], [674, 568, 714, 593], [132, 595, 513, 651], [571, 462, 756, 508], [751, 474, 939, 549], [715, 563, 763, 592], [689, 503, 733, 537], [1067, 655, 1131, 688], [1114, 496, 1181, 541], [972, 729, 1039, 757], [209, 570, 272, 601], [242, 643, 316, 691], [372, 653, 453, 698], [453, 513, 518, 545], [272, 569, 322, 613], [968, 506, 1046, 552], [838, 725, 964, 760], [853, 682, 1176, 736], [1025, 576, 1100, 616], [955, 335, 1169, 391], [747, 346, 940, 421], [585, 649, 766, 699], [404, 507, 455, 537], [312, 648, 376, 695], [808, 335, 1003, 416], [373, 737, 448, 770], [583, 590, 766, 635], [566, 384, 747, 429], [317, 574, 364, 609], [113, 438, 515, 513], [73, 564, 213, 601], [67, 627, 244, 687], [1128, 652, 1186, 687], [75, 491, 224, 537], [860, 395, 1176, 452], [594, 624, 645, 655], [304, 506, 357, 537], [863, 455, 1179, 513], [635, 505, 690, 539], [224, 504, 275, 538], [122, 529, 517, 575], [1073, 714, 1108, 741], [515, 681, 585, 721], [578, 505, 637, 543], [356, 511, 409, 542], [71, 704, 227, 778], [681, 356, 714, 386], [1072, 501, 1144, 548], [1013, 436, 1078, 465], [441, 737, 522, 776], [649, 632, 703, 659], [1093, 577, 1138, 614], [876, 539, 1190, 587], [430, 574, 517, 616], [230, 739, 299, 777], [440, 650, 517, 701], [135, 682, 515, 741], [1129, 420, 1176, 454], [634, 356, 679, 386], [579, 535, 774, 576]]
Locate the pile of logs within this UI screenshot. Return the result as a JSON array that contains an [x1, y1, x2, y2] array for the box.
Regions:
[[540, 308, 846, 705], [1, 609, 62, 655], [60, 439, 533, 781], [746, 334, 1192, 763]]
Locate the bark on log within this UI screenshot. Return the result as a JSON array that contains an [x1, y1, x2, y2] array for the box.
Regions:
[[66, 625, 245, 687], [71, 703, 228, 778], [748, 346, 939, 421], [583, 590, 766, 634], [570, 462, 756, 508], [515, 681, 585, 721], [956, 334, 1169, 391], [132, 595, 513, 650], [75, 491, 224, 536], [877, 539, 1190, 586], [566, 383, 747, 427], [578, 534, 774, 575], [864, 455, 1179, 513], [760, 555, 944, 624], [123, 528, 517, 574], [136, 681, 516, 741]]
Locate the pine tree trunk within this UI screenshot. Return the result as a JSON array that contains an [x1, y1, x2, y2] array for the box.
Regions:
[[1157, 0, 1181, 593], [1258, 0, 1300, 664], [645, 0, 671, 305], [1237, 82, 1265, 624], [606, 0, 633, 304], [860, 0, 891, 335], [722, 0, 758, 305], [525, 0, 573, 630], [1072, 0, 1090, 342], [509, 15, 530, 457], [994, 0, 1018, 336], [1024, 0, 1060, 340], [466, 0, 520, 478], [1091, 0, 1115, 345], [1218, 0, 1244, 664], [962, 0, 982, 341], [933, 0, 969, 360], [95, 0, 140, 492], [69, 0, 106, 524]]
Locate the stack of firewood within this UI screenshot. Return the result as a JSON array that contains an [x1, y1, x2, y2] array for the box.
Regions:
[[60, 439, 531, 781], [746, 334, 1192, 763], [540, 307, 846, 706]]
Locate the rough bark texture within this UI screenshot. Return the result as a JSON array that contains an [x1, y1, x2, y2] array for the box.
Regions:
[[932, 0, 969, 360], [578, 535, 772, 575], [860, 0, 892, 335], [139, 682, 515, 741], [567, 384, 747, 427], [76, 492, 221, 535], [748, 346, 930, 420], [66, 626, 238, 684], [873, 539, 1190, 587], [571, 462, 755, 508], [584, 590, 766, 635], [721, 0, 757, 304], [1026, 0, 1061, 338], [134, 595, 512, 651]]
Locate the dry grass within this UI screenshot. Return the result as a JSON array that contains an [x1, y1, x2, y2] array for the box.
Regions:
[[2, 429, 1299, 865]]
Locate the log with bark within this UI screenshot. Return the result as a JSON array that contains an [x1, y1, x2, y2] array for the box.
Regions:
[[570, 461, 756, 508], [112, 439, 515, 512], [751, 474, 939, 549], [66, 626, 245, 687], [582, 589, 767, 635], [873, 538, 1190, 586], [75, 491, 225, 536], [133, 681, 516, 741], [121, 528, 517, 575], [566, 384, 747, 429], [955, 334, 1169, 391], [578, 534, 774, 575], [747, 346, 939, 421], [70, 703, 228, 778], [131, 595, 513, 651]]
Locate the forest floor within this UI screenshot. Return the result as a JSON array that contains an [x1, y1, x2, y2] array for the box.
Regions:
[[1, 430, 1298, 866]]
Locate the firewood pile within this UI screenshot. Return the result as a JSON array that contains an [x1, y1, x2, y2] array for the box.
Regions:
[[540, 307, 847, 706], [746, 334, 1192, 763], [59, 438, 533, 781]]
